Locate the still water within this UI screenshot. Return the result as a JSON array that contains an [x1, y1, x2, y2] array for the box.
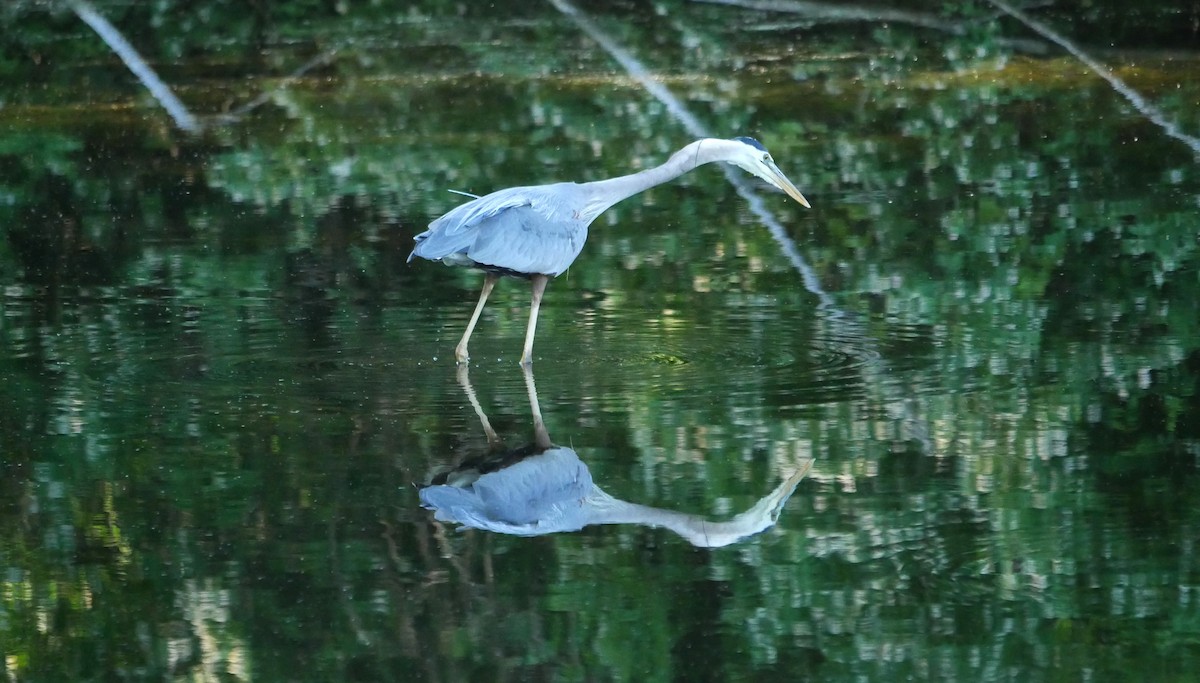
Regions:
[[2, 2, 1199, 681]]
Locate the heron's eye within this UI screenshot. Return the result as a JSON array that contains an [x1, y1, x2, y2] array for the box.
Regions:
[[762, 153, 771, 162]]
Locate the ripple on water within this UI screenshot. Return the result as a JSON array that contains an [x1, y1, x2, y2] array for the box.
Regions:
[[543, 306, 897, 413]]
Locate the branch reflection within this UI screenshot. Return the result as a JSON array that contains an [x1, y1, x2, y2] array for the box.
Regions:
[[420, 366, 813, 548]]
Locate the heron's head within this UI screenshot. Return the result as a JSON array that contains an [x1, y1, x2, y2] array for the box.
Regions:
[[726, 136, 811, 208]]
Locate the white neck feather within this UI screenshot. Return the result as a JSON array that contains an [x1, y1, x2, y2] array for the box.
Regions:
[[578, 138, 742, 221]]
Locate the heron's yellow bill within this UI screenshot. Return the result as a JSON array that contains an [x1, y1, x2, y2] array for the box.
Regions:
[[765, 161, 811, 208]]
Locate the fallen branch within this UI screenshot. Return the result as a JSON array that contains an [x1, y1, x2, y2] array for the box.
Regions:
[[986, 0, 1200, 156], [692, 0, 964, 33], [692, 0, 1051, 53], [213, 50, 338, 125], [68, 0, 201, 133]]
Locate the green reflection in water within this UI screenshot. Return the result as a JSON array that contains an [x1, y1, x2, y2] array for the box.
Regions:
[[1, 2, 1199, 682]]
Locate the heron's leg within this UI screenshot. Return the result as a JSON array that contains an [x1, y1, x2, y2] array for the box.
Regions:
[[519, 274, 550, 366], [457, 364, 501, 448], [455, 272, 499, 364], [521, 365, 551, 449]]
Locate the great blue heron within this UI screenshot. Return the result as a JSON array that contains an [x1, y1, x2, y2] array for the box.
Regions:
[[418, 366, 814, 547], [408, 137, 811, 365]]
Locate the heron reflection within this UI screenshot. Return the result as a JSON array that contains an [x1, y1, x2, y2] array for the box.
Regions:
[[419, 367, 813, 548]]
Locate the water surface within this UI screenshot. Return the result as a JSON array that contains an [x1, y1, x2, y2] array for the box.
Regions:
[[1, 2, 1199, 681]]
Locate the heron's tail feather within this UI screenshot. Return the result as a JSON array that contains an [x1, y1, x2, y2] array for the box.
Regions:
[[419, 485, 483, 520], [409, 231, 474, 264]]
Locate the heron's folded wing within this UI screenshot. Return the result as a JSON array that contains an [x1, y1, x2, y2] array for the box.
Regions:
[[471, 448, 593, 525], [419, 485, 482, 520], [410, 188, 537, 263], [465, 207, 587, 276], [428, 187, 535, 236]]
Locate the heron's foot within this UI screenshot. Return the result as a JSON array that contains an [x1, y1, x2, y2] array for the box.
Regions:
[[518, 353, 533, 367], [454, 345, 470, 365]]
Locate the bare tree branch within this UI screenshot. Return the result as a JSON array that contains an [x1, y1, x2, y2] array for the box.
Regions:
[[692, 0, 965, 33], [67, 0, 200, 133], [986, 0, 1200, 156]]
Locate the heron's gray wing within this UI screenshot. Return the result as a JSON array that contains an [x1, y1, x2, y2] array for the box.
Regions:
[[419, 486, 541, 535], [419, 448, 594, 534], [471, 448, 593, 525], [430, 187, 536, 236], [408, 188, 534, 263], [419, 485, 483, 521], [464, 206, 588, 276], [409, 185, 588, 275]]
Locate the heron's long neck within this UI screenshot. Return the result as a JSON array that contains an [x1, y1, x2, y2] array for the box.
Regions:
[[582, 463, 810, 547], [580, 140, 716, 219], [585, 494, 709, 540], [584, 490, 754, 548]]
